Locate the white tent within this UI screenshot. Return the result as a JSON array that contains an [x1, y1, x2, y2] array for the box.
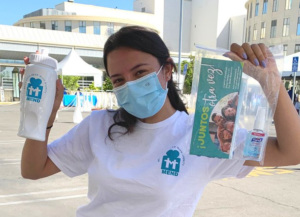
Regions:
[[57, 49, 103, 87]]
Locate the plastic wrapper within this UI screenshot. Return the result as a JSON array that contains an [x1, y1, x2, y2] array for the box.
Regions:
[[188, 44, 283, 165]]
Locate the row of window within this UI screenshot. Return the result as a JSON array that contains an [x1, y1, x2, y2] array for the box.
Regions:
[[246, 17, 300, 41], [30, 21, 115, 35], [255, 43, 300, 56], [283, 43, 300, 54], [247, 0, 294, 19]]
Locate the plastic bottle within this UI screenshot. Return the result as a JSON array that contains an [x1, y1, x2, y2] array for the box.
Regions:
[[243, 107, 268, 161], [18, 49, 58, 141]]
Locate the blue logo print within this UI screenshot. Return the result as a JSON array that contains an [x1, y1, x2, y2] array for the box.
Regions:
[[26, 77, 43, 103], [251, 138, 263, 142], [161, 150, 181, 176]]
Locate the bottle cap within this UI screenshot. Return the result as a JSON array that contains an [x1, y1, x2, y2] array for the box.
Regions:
[[29, 49, 58, 70], [253, 107, 267, 130]]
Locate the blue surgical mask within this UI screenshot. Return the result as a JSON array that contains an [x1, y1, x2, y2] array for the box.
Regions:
[[113, 66, 168, 119]]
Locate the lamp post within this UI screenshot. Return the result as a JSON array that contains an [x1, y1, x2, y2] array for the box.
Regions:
[[177, 0, 183, 92]]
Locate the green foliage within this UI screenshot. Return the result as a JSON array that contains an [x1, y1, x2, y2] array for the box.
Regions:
[[284, 80, 290, 90], [182, 55, 195, 94], [61, 76, 80, 91], [102, 76, 113, 91], [89, 82, 102, 91]]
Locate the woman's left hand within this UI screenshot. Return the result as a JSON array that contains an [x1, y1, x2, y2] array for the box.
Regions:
[[226, 43, 300, 167], [224, 43, 282, 113]]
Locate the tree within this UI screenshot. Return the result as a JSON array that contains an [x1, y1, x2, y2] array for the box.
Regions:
[[181, 55, 194, 94], [89, 82, 102, 91], [61, 76, 80, 91], [102, 76, 113, 91]]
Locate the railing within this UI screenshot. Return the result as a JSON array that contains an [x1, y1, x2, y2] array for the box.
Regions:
[[1, 78, 13, 89], [67, 91, 192, 111]]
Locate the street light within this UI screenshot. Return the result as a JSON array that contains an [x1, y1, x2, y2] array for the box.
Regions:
[[177, 0, 183, 92]]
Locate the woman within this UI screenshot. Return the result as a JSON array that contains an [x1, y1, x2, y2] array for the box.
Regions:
[[21, 26, 300, 217]]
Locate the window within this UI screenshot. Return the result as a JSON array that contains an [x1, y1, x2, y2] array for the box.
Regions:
[[94, 21, 100, 35], [283, 18, 290, 37], [40, 22, 45, 29], [250, 3, 253, 18], [263, 0, 268, 14], [283, 44, 288, 56], [248, 26, 251, 42], [260, 22, 266, 39], [30, 22, 34, 28], [255, 0, 259, 16], [107, 23, 114, 35], [297, 17, 300, 35], [65, 21, 72, 32], [285, 0, 292, 10], [253, 24, 257, 40], [295, 44, 300, 53], [79, 21, 86, 33], [270, 20, 277, 38], [141, 7, 145, 12], [51, 21, 58, 30], [273, 0, 278, 11]]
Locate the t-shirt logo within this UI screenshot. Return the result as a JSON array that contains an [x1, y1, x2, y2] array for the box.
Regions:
[[161, 150, 181, 176], [26, 77, 43, 103]]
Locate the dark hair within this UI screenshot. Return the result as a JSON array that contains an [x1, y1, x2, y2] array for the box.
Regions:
[[211, 113, 217, 122], [103, 26, 188, 140], [221, 105, 235, 121]]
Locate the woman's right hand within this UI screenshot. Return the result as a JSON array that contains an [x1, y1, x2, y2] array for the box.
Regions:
[[47, 79, 64, 126]]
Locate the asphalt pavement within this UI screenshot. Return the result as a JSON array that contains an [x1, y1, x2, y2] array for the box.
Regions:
[[0, 103, 300, 217]]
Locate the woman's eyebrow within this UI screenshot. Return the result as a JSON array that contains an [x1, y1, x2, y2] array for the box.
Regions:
[[110, 63, 149, 78], [130, 63, 148, 71]]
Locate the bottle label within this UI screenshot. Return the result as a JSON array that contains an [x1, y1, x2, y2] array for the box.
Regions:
[[26, 76, 44, 103], [243, 131, 266, 159], [251, 132, 265, 137]]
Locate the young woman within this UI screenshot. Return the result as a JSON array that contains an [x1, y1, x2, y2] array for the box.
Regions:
[[21, 26, 300, 217]]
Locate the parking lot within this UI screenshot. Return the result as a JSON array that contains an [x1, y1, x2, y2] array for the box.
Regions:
[[1, 103, 300, 217]]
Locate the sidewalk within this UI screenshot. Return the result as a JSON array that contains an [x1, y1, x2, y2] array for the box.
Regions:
[[0, 101, 20, 105]]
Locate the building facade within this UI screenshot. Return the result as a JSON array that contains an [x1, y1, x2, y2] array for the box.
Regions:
[[245, 0, 300, 56], [0, 0, 247, 102], [14, 0, 247, 52], [14, 1, 161, 37]]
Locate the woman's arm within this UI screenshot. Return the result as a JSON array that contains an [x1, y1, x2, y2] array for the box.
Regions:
[[226, 43, 300, 167], [245, 82, 300, 167], [21, 79, 64, 179]]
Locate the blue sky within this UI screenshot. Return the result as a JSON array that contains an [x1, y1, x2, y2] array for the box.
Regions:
[[0, 0, 134, 25]]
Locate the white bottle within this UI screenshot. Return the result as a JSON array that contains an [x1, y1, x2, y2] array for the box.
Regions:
[[18, 49, 58, 141]]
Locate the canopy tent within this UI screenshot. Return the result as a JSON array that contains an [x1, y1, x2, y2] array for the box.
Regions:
[[57, 49, 103, 87]]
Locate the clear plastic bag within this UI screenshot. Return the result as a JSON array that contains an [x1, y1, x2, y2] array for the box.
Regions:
[[189, 44, 283, 165]]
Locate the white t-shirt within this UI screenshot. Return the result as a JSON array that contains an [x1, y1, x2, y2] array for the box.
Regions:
[[48, 110, 253, 217]]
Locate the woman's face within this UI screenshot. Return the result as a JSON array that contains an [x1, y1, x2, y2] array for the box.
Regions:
[[223, 130, 232, 140], [224, 107, 236, 117], [221, 142, 231, 153], [107, 47, 171, 89], [213, 115, 223, 126], [225, 121, 235, 132]]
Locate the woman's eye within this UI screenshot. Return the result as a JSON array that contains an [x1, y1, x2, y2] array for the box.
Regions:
[[136, 70, 147, 76], [112, 78, 124, 86]]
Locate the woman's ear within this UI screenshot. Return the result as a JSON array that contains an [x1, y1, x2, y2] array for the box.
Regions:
[[165, 58, 174, 81]]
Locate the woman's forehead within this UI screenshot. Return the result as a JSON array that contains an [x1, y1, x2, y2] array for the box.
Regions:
[[107, 48, 158, 71]]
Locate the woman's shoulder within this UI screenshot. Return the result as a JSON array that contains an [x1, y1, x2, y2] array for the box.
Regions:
[[90, 109, 117, 123]]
